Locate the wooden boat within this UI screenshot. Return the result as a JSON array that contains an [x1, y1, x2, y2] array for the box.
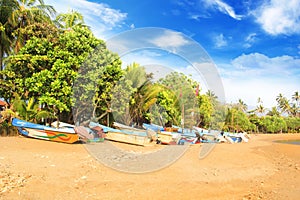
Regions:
[[12, 118, 79, 144], [74, 126, 105, 143], [156, 131, 182, 145], [90, 122, 152, 146], [113, 122, 143, 131]]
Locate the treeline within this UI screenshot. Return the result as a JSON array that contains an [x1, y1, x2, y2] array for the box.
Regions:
[[0, 1, 299, 134]]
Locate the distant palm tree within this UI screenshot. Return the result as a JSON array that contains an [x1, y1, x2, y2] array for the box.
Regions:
[[292, 91, 300, 117], [277, 95, 291, 115], [267, 106, 280, 116], [55, 10, 88, 29], [256, 104, 265, 116], [292, 91, 300, 102], [206, 90, 217, 100], [237, 99, 247, 112]]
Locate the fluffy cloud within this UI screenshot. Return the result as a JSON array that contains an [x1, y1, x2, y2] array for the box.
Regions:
[[214, 34, 228, 48], [219, 53, 300, 107], [149, 30, 190, 50], [253, 0, 300, 35]]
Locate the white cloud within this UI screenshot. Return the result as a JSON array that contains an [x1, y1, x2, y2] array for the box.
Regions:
[[44, 0, 127, 38], [130, 24, 135, 29], [253, 0, 300, 35], [203, 0, 243, 20], [218, 53, 300, 107], [222, 77, 298, 108], [229, 53, 300, 76], [214, 34, 228, 48], [149, 30, 190, 50], [243, 33, 257, 48]]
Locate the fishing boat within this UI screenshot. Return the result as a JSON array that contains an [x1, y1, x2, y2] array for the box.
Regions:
[[12, 118, 79, 144], [143, 123, 182, 145], [90, 122, 153, 146], [113, 122, 142, 131]]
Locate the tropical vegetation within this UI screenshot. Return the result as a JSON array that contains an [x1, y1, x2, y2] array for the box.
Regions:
[[0, 1, 299, 134]]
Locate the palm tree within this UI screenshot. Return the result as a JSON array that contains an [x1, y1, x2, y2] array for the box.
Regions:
[[11, 94, 54, 122], [292, 91, 299, 114], [55, 10, 87, 29], [0, 0, 19, 71], [10, 0, 56, 52], [276, 93, 290, 115], [237, 99, 247, 112], [256, 104, 266, 116], [130, 82, 165, 126], [292, 91, 300, 102], [267, 106, 280, 117], [206, 90, 217, 100]]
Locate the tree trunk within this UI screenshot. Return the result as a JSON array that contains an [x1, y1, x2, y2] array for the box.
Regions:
[[0, 46, 3, 80]]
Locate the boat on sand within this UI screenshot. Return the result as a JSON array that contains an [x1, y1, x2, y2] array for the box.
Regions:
[[12, 118, 79, 144]]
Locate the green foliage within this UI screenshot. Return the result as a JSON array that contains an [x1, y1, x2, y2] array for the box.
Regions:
[[224, 107, 254, 132], [156, 89, 181, 125], [72, 37, 122, 124], [284, 117, 300, 133], [5, 94, 54, 122], [55, 10, 87, 29], [260, 116, 287, 133], [197, 94, 213, 128], [159, 72, 199, 128], [4, 26, 103, 121]]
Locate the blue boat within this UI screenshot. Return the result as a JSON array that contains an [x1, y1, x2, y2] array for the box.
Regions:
[[12, 118, 79, 144]]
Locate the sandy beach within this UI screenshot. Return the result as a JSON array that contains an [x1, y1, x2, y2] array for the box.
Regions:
[[0, 134, 299, 200]]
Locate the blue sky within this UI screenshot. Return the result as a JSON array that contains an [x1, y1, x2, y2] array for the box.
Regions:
[[45, 0, 300, 108]]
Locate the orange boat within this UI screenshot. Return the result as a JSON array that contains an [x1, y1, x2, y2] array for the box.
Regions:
[[12, 118, 79, 144]]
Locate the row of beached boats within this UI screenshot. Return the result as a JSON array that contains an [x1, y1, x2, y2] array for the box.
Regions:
[[11, 118, 250, 145]]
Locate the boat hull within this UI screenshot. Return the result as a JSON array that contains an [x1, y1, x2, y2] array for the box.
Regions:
[[105, 131, 151, 146], [13, 118, 79, 144]]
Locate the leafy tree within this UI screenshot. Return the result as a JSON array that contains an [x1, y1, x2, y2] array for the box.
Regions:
[[224, 107, 254, 132], [197, 94, 213, 128], [4, 26, 103, 122], [284, 117, 300, 133], [159, 72, 199, 128], [156, 89, 181, 125], [260, 116, 287, 133], [72, 35, 122, 125]]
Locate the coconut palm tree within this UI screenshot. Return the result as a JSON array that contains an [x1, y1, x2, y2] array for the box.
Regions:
[[0, 0, 19, 71], [256, 104, 266, 116], [11, 95, 54, 122], [55, 10, 88, 29], [130, 82, 165, 126], [267, 106, 280, 117], [237, 99, 247, 112], [10, 0, 56, 52], [292, 91, 300, 102], [276, 93, 289, 115]]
